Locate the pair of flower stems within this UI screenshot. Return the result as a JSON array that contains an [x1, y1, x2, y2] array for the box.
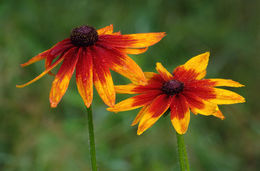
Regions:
[[87, 106, 190, 171], [17, 24, 245, 170]]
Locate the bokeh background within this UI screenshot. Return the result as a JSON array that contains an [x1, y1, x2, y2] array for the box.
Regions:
[[1, 0, 259, 170]]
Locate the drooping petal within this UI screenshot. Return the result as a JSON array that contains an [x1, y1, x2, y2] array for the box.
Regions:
[[170, 94, 190, 134], [21, 49, 50, 67], [209, 79, 245, 87], [174, 52, 210, 80], [76, 47, 93, 108], [16, 54, 66, 88], [156, 62, 173, 81], [21, 39, 71, 67], [118, 47, 148, 54], [137, 94, 171, 135], [97, 24, 113, 35], [98, 32, 166, 48], [92, 46, 115, 107], [131, 105, 150, 126], [45, 44, 73, 69], [49, 48, 79, 108], [107, 90, 161, 112], [96, 44, 146, 85], [209, 88, 245, 104]]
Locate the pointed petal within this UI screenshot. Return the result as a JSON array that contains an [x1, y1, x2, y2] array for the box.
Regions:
[[174, 52, 209, 80], [16, 55, 66, 88], [131, 105, 150, 126], [110, 54, 146, 85], [156, 62, 173, 81], [209, 88, 245, 104], [96, 45, 146, 85], [191, 100, 218, 116], [107, 90, 161, 112], [76, 48, 93, 108], [144, 72, 157, 80], [183, 91, 217, 115], [184, 83, 216, 101], [183, 52, 209, 74], [97, 24, 113, 35], [49, 48, 79, 108], [21, 39, 71, 67], [119, 47, 148, 54], [45, 44, 73, 73], [93, 68, 115, 107], [170, 94, 190, 134], [212, 106, 225, 119], [98, 32, 166, 48], [115, 84, 139, 94], [92, 47, 115, 107], [21, 50, 50, 67], [209, 79, 245, 87], [137, 94, 171, 135]]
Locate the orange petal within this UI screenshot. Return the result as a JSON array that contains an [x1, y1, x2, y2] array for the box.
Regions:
[[209, 88, 245, 104], [99, 32, 166, 48], [97, 24, 113, 35], [170, 94, 190, 134], [144, 72, 157, 80], [115, 84, 139, 94], [212, 106, 225, 120], [209, 79, 245, 87], [137, 94, 171, 135], [192, 100, 218, 116], [76, 48, 93, 108], [107, 90, 161, 112], [16, 55, 66, 88], [93, 69, 115, 107], [175, 52, 210, 80], [184, 91, 218, 116], [92, 63, 115, 107], [119, 47, 148, 54], [21, 50, 49, 67], [110, 55, 146, 85], [156, 62, 173, 81], [96, 45, 146, 85], [120, 32, 166, 48], [131, 105, 150, 126], [49, 48, 79, 108]]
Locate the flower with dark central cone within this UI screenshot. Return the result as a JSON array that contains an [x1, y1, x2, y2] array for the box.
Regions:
[[17, 24, 166, 108], [161, 80, 184, 95], [70, 26, 98, 46], [108, 52, 245, 135]]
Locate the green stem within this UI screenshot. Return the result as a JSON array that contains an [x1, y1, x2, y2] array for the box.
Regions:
[[86, 106, 97, 171], [176, 133, 190, 171]]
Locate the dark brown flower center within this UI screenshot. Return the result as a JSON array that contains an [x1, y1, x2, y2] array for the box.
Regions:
[[70, 25, 98, 47], [161, 80, 184, 95]]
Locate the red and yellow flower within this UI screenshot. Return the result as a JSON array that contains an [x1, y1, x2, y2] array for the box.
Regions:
[[107, 52, 245, 135], [17, 25, 165, 108]]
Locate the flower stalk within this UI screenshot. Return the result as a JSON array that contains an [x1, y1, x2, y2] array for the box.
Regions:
[[86, 106, 97, 171], [176, 133, 190, 171]]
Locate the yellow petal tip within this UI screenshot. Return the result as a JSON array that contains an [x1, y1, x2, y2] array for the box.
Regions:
[[16, 84, 24, 88], [137, 131, 143, 135]]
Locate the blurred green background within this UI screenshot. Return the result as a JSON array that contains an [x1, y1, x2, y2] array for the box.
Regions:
[[0, 0, 259, 170]]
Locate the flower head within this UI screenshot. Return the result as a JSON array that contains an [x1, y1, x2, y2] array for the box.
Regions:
[[107, 52, 245, 135], [16, 25, 165, 108]]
